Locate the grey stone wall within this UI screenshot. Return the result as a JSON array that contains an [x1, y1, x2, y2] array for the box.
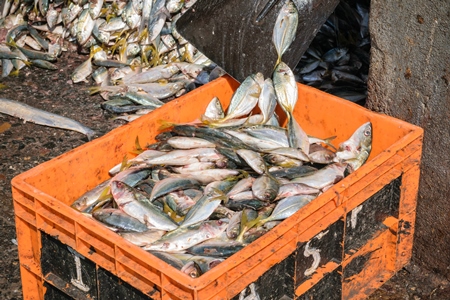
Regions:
[[367, 0, 450, 277]]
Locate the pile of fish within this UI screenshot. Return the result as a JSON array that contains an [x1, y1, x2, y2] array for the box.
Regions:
[[294, 0, 370, 105], [0, 0, 226, 120], [71, 0, 373, 278], [71, 80, 372, 278], [0, 0, 371, 119]]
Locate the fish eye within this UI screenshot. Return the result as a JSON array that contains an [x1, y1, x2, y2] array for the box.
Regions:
[[364, 129, 371, 136]]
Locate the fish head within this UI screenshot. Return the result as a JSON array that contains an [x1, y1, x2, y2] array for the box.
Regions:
[[181, 261, 202, 278], [110, 180, 128, 198], [335, 122, 372, 162], [203, 220, 228, 236], [252, 72, 265, 86], [274, 62, 291, 78], [359, 122, 372, 150]]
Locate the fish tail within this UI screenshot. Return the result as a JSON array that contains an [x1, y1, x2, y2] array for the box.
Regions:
[[254, 216, 268, 228], [89, 45, 103, 59], [87, 86, 102, 95], [134, 136, 144, 153], [5, 38, 17, 48], [119, 155, 129, 172], [138, 27, 149, 42], [273, 56, 282, 72], [22, 59, 32, 67], [324, 136, 338, 150]]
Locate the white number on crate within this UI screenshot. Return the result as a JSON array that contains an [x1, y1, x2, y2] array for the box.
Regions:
[[303, 230, 329, 277], [67, 247, 90, 292], [349, 205, 363, 229]]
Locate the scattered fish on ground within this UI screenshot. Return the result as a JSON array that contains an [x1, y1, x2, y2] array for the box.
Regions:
[[1, 0, 370, 122], [0, 0, 223, 121], [0, 98, 96, 139]]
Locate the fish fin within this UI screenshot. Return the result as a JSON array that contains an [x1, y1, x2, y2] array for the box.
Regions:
[[22, 60, 32, 67], [274, 56, 282, 72], [163, 202, 184, 223], [324, 136, 338, 150], [158, 119, 177, 130], [119, 155, 129, 171], [236, 214, 262, 243], [98, 186, 112, 201], [138, 27, 149, 42], [134, 136, 143, 153], [5, 38, 17, 48]]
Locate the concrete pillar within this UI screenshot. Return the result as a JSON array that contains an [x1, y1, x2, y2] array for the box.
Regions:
[[367, 0, 450, 277]]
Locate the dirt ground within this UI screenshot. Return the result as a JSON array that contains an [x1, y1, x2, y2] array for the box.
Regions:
[[0, 49, 449, 300]]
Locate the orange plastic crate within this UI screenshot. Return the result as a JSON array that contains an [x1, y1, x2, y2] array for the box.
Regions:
[[12, 75, 423, 300]]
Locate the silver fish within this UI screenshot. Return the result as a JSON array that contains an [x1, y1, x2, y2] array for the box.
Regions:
[[258, 78, 278, 124], [180, 191, 224, 228], [92, 208, 149, 232], [139, 0, 153, 33], [275, 183, 320, 200], [287, 113, 310, 156], [0, 98, 96, 139], [71, 56, 93, 83], [225, 130, 283, 151], [291, 162, 348, 190], [334, 122, 372, 172], [109, 150, 164, 175], [127, 82, 185, 99], [308, 143, 336, 164], [170, 162, 216, 174], [150, 177, 201, 201], [121, 0, 141, 30], [166, 136, 216, 150], [172, 169, 240, 185], [110, 181, 179, 231], [272, 0, 298, 67], [143, 220, 228, 252], [226, 177, 255, 197], [262, 194, 316, 223], [222, 73, 263, 122], [202, 96, 225, 121], [252, 174, 280, 202], [71, 179, 111, 212], [123, 64, 180, 84], [145, 148, 221, 166], [334, 122, 372, 161], [76, 9, 95, 46], [119, 91, 165, 107], [236, 149, 266, 174], [119, 229, 166, 247]]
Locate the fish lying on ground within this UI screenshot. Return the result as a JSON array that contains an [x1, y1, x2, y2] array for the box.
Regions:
[[0, 0, 222, 120], [0, 98, 96, 139]]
